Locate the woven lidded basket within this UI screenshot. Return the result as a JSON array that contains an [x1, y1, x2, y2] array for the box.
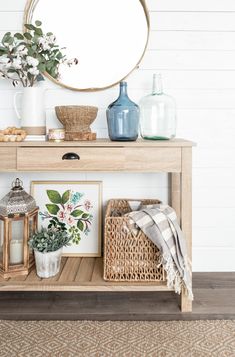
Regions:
[[104, 199, 165, 282]]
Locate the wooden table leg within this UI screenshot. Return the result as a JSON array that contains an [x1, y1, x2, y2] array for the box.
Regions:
[[171, 172, 181, 222], [180, 147, 192, 312]]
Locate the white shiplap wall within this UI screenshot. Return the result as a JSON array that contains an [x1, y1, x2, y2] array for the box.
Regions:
[[0, 0, 235, 271]]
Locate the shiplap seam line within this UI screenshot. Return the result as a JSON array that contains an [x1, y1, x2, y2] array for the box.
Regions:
[[140, 68, 235, 71], [193, 245, 233, 249], [150, 11, 235, 13], [149, 30, 235, 33], [148, 48, 235, 51], [151, 30, 235, 33], [193, 247, 235, 251], [5, 10, 235, 14], [3, 29, 235, 34]]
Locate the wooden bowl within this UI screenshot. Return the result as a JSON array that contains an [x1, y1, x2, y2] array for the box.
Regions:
[[55, 105, 98, 132]]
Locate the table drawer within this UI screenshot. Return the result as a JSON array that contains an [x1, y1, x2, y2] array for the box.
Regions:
[[124, 148, 181, 172], [17, 147, 125, 171], [0, 148, 17, 171]]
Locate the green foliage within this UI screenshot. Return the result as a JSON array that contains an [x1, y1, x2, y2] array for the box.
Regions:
[[14, 33, 24, 40], [69, 226, 81, 245], [2, 32, 11, 43], [24, 24, 36, 31], [71, 209, 83, 217], [47, 216, 66, 232], [0, 20, 78, 87], [29, 228, 71, 253], [46, 190, 62, 204], [77, 220, 84, 231], [62, 190, 70, 204], [41, 189, 93, 245], [46, 204, 60, 215], [23, 32, 32, 41]]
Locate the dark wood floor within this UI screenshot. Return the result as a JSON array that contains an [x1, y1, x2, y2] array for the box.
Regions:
[[0, 273, 234, 320]]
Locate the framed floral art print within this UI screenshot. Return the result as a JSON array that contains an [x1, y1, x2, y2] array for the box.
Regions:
[[31, 181, 102, 257]]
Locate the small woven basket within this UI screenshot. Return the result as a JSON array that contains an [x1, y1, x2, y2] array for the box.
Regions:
[[104, 199, 165, 282], [55, 105, 98, 132]]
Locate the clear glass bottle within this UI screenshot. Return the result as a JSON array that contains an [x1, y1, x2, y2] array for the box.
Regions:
[[139, 74, 176, 140], [106, 81, 139, 141]]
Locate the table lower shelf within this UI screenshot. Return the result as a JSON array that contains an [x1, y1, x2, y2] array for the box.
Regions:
[[0, 257, 171, 292]]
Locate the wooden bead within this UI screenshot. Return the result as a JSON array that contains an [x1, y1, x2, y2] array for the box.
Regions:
[[0, 127, 27, 142]]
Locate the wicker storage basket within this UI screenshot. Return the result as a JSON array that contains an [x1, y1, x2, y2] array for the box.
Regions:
[[104, 199, 165, 282], [55, 105, 98, 132]]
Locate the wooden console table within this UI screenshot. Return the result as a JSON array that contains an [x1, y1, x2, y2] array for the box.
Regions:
[[0, 138, 195, 312]]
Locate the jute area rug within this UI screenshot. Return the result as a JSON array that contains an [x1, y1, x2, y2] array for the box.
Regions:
[[0, 320, 235, 357]]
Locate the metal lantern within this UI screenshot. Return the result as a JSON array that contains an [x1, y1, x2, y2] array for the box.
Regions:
[[0, 178, 38, 279]]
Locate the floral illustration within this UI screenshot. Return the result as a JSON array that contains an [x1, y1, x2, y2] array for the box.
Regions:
[[39, 189, 93, 245]]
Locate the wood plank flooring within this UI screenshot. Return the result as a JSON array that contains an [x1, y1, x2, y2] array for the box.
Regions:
[[0, 272, 234, 320]]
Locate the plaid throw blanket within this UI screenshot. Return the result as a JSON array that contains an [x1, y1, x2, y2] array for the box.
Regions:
[[126, 203, 193, 300]]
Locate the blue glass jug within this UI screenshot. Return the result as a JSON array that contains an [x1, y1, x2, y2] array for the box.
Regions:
[[106, 81, 139, 141]]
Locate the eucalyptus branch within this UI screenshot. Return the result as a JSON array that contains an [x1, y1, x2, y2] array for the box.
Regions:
[[0, 68, 19, 86], [16, 69, 26, 86], [0, 20, 78, 87]]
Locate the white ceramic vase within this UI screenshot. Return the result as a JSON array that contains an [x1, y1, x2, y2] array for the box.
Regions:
[[13, 86, 46, 135], [34, 247, 63, 278]]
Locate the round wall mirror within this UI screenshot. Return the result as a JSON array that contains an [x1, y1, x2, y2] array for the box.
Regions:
[[24, 0, 149, 91]]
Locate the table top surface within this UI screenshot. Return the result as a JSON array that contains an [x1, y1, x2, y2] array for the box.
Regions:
[[0, 138, 196, 148]]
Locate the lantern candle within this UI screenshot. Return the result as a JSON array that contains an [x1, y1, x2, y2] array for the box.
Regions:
[[10, 240, 23, 264], [0, 178, 39, 278]]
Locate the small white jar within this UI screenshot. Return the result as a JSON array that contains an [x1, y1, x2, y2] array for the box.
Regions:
[[48, 128, 65, 142]]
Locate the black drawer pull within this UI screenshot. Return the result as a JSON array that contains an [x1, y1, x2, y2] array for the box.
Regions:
[[62, 152, 80, 160]]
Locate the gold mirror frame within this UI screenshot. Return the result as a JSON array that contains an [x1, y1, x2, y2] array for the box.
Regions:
[[24, 0, 150, 91]]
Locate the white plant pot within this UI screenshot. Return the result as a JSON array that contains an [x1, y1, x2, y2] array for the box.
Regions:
[[34, 247, 63, 278], [13, 86, 46, 135]]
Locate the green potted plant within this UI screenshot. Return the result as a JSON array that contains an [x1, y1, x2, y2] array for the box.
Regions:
[[29, 228, 71, 278]]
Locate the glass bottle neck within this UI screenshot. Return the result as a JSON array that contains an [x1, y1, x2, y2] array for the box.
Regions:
[[152, 74, 163, 95], [119, 82, 128, 98]]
